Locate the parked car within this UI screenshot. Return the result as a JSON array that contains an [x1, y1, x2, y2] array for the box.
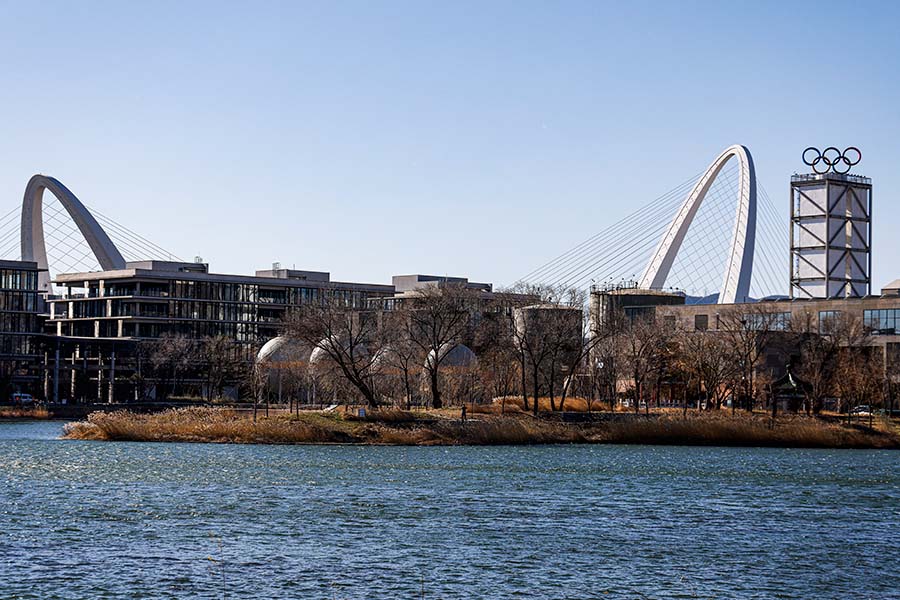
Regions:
[[851, 405, 872, 416], [10, 393, 34, 406]]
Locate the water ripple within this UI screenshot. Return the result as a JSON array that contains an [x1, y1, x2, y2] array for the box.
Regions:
[[0, 421, 898, 599]]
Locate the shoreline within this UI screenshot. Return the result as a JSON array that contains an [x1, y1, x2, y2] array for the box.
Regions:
[[59, 407, 900, 450]]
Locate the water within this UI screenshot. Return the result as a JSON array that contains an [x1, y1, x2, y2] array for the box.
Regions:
[[1, 421, 898, 599]]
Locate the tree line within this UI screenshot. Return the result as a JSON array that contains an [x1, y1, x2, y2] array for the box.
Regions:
[[139, 284, 896, 418]]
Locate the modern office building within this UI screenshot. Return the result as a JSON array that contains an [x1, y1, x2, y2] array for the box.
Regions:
[[48, 260, 394, 347], [0, 260, 44, 395], [39, 260, 398, 402]]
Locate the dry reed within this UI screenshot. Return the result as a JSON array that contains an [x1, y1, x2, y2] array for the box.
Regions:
[[594, 413, 900, 449], [491, 396, 610, 413], [0, 406, 50, 419], [61, 407, 900, 449]]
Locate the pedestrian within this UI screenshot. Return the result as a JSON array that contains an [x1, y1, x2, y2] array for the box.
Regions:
[[461, 403, 467, 423]]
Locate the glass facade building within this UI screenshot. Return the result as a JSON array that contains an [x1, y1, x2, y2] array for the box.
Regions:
[[48, 261, 395, 350], [0, 260, 44, 395]]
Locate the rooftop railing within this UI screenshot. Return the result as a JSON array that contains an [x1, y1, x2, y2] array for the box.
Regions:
[[791, 172, 872, 185]]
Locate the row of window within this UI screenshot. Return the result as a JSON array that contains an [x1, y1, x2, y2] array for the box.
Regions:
[[122, 321, 261, 342], [743, 312, 792, 331], [691, 309, 900, 335], [0, 269, 38, 291], [692, 312, 793, 332], [0, 313, 39, 333], [95, 280, 382, 307], [59, 285, 381, 321], [0, 290, 39, 312], [864, 309, 900, 335], [0, 333, 36, 356]]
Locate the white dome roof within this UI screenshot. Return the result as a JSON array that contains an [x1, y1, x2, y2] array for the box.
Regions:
[[309, 336, 369, 367], [256, 336, 306, 364]]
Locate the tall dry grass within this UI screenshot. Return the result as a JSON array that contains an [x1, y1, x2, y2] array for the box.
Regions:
[[0, 406, 50, 419], [490, 396, 611, 413], [61, 407, 900, 449], [594, 413, 900, 449], [344, 408, 420, 423], [63, 408, 334, 444], [62, 407, 586, 445]]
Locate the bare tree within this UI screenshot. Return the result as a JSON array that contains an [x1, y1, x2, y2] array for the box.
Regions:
[[285, 295, 384, 407], [558, 290, 609, 412], [148, 332, 198, 400], [828, 313, 874, 424], [201, 335, 241, 402], [719, 305, 779, 413], [512, 304, 555, 415], [792, 310, 844, 414], [381, 311, 425, 409], [474, 313, 520, 412], [618, 315, 675, 414], [403, 284, 477, 409], [592, 325, 623, 412], [677, 330, 735, 411], [539, 302, 584, 412]]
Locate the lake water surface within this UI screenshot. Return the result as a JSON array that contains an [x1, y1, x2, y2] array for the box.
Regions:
[[1, 421, 898, 599]]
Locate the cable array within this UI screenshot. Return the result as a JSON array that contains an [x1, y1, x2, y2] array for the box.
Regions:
[[519, 173, 703, 291], [518, 162, 789, 301], [0, 195, 181, 285]]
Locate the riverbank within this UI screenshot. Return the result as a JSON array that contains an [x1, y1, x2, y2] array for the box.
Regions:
[[61, 407, 900, 448]]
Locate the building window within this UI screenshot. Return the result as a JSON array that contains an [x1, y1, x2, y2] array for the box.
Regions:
[[818, 310, 841, 334], [624, 306, 655, 322], [694, 314, 708, 331], [743, 312, 791, 331], [864, 309, 899, 335]]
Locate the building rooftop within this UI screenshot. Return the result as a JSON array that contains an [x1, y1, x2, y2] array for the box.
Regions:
[[790, 172, 871, 185], [391, 274, 492, 293], [52, 261, 393, 292], [882, 279, 900, 296], [0, 259, 41, 270]]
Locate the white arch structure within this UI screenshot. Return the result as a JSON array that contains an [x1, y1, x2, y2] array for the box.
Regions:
[[20, 174, 125, 293], [639, 144, 757, 304]]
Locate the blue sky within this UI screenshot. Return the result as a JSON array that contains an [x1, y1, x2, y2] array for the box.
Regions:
[[0, 1, 898, 289]]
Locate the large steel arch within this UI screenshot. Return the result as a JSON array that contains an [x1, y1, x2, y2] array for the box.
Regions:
[[21, 174, 125, 293], [638, 144, 757, 304]]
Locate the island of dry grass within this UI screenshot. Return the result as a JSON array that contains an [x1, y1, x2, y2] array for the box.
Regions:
[[61, 406, 900, 449]]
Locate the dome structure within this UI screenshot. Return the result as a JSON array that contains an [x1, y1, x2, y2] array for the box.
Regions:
[[309, 336, 369, 368], [256, 336, 307, 366], [424, 343, 477, 371]]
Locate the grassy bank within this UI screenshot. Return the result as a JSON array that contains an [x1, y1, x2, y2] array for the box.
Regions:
[[61, 407, 900, 448]]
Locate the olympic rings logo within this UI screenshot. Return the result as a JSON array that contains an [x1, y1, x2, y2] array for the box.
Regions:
[[802, 146, 861, 175]]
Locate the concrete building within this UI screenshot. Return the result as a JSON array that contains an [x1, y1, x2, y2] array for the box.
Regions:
[[588, 282, 900, 390], [589, 283, 685, 331], [390, 274, 492, 293]]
